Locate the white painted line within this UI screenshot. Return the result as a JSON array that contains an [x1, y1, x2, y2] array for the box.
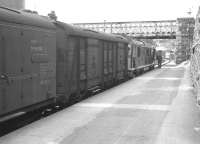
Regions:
[[76, 103, 171, 111], [140, 85, 193, 92], [136, 77, 181, 80]]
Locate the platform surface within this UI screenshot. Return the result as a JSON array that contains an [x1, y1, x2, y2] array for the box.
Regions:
[[0, 61, 200, 144]]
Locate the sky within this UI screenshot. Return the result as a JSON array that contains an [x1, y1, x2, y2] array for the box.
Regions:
[[25, 0, 200, 23]]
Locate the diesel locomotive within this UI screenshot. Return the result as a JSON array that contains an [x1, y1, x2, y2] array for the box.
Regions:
[[128, 40, 155, 77], [0, 7, 156, 121]]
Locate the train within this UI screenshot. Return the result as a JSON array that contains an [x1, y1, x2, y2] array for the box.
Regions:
[[0, 7, 156, 121], [128, 39, 155, 76]]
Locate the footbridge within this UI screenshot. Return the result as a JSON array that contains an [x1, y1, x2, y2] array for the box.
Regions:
[[73, 18, 194, 39]]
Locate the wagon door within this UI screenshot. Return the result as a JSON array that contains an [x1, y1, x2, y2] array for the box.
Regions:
[[87, 38, 101, 88], [0, 30, 9, 116], [113, 43, 118, 79], [21, 30, 56, 107], [19, 30, 34, 107], [103, 42, 109, 82], [0, 26, 22, 116], [79, 38, 87, 92], [132, 44, 137, 68], [108, 43, 114, 82], [67, 37, 79, 95], [117, 43, 126, 80]]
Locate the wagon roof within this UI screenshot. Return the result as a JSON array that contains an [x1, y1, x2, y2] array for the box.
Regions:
[[0, 7, 55, 29], [55, 21, 128, 43]]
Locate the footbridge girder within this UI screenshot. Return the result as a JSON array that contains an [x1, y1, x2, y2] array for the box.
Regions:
[[73, 20, 177, 39]]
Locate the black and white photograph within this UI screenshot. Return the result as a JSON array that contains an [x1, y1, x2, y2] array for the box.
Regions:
[[0, 0, 200, 143]]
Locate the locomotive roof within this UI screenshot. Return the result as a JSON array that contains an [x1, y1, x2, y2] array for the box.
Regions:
[[55, 21, 128, 43], [130, 39, 145, 46], [130, 39, 155, 49], [0, 7, 55, 29], [144, 43, 155, 49]]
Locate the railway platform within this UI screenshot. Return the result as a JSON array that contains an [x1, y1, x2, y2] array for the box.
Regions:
[[0, 61, 200, 144]]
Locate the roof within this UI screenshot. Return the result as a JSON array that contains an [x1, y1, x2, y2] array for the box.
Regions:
[[0, 7, 55, 29], [130, 39, 144, 46], [55, 21, 128, 43], [130, 39, 155, 49]]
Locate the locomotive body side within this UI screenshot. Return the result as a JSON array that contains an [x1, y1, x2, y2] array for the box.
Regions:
[[128, 40, 155, 77], [0, 8, 56, 118]]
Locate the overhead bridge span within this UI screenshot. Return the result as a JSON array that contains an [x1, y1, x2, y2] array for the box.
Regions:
[[73, 20, 177, 39]]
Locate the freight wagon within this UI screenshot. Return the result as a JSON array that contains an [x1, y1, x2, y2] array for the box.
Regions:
[[0, 7, 129, 121], [0, 7, 56, 120], [55, 22, 128, 103]]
